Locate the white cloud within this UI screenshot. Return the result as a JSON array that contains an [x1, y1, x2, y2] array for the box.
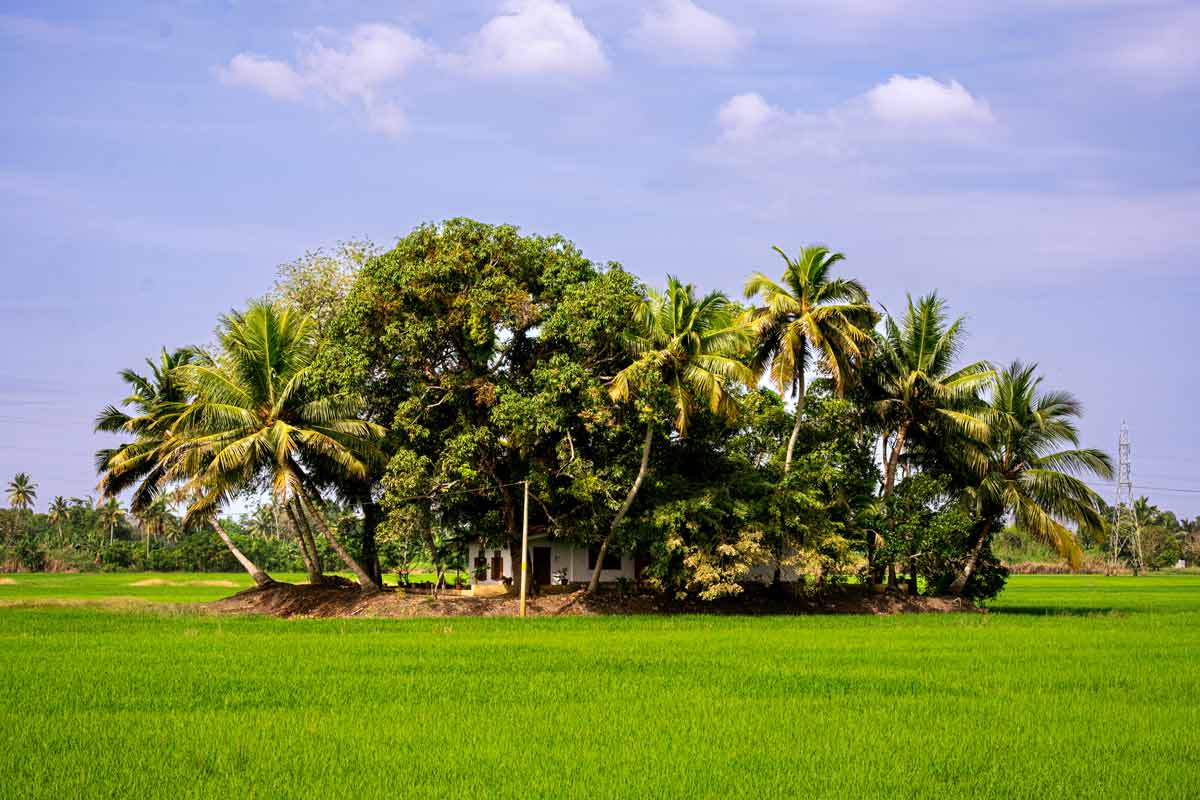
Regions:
[[864, 74, 993, 124], [713, 74, 994, 165], [216, 23, 429, 135], [631, 0, 750, 64], [300, 24, 427, 102], [455, 0, 608, 79], [216, 53, 306, 101], [716, 93, 776, 138]]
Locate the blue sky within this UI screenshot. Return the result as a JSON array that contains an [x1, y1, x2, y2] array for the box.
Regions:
[[2, 0, 1199, 516]]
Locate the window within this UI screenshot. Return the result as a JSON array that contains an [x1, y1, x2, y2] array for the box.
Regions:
[[490, 550, 504, 581], [587, 545, 622, 571]]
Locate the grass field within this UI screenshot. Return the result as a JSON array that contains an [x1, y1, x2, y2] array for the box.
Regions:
[[1, 574, 1197, 798]]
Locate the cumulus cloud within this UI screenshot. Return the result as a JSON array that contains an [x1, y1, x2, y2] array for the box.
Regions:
[[454, 0, 608, 79], [216, 23, 430, 135], [631, 0, 750, 64], [216, 53, 306, 101], [709, 75, 996, 171], [716, 93, 776, 138], [864, 74, 993, 124]]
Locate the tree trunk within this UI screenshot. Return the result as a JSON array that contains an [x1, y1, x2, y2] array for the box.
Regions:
[[874, 422, 910, 586], [294, 506, 323, 577], [286, 501, 323, 585], [908, 544, 918, 596], [299, 492, 380, 594], [587, 425, 653, 595], [881, 423, 909, 499], [419, 502, 441, 589], [775, 373, 806, 590], [949, 520, 993, 596], [210, 519, 272, 587], [361, 500, 384, 587]]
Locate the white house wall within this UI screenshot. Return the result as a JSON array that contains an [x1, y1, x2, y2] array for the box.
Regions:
[[467, 540, 634, 589]]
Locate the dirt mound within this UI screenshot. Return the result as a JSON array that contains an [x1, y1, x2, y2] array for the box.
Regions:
[[130, 579, 173, 587], [0, 578, 16, 586], [208, 582, 980, 619]]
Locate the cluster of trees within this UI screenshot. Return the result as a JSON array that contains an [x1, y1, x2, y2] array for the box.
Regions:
[[0, 472, 378, 574], [10, 218, 1162, 600]]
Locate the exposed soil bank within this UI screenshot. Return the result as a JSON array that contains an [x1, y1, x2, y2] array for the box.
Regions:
[[208, 582, 981, 619]]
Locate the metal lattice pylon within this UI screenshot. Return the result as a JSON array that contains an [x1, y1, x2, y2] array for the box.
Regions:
[[1109, 421, 1143, 574]]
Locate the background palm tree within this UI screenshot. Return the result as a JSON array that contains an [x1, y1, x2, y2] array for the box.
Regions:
[[6, 473, 37, 541], [48, 496, 69, 546], [743, 245, 877, 472], [950, 361, 1114, 593], [97, 497, 124, 545], [6, 472, 37, 512], [134, 493, 171, 561], [592, 276, 754, 592], [173, 301, 385, 592]]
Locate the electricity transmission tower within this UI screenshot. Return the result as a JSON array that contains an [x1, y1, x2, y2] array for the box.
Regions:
[[1109, 421, 1143, 574]]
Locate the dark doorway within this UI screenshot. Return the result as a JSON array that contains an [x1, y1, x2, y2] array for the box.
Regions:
[[533, 547, 552, 585]]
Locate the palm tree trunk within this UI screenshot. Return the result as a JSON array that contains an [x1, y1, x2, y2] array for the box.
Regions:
[[294, 505, 323, 577], [881, 423, 909, 499], [285, 501, 322, 585], [210, 519, 272, 587], [587, 425, 653, 595], [775, 373, 807, 588], [949, 520, 993, 596], [298, 492, 380, 594], [874, 422, 910, 587], [783, 372, 806, 474]]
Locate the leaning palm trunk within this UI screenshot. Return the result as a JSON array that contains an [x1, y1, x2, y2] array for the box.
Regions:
[[298, 492, 380, 593], [210, 518, 273, 587], [285, 501, 323, 585], [948, 520, 993, 596], [587, 426, 653, 594]]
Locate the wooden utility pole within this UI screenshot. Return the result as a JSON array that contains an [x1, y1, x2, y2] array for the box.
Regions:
[[519, 479, 530, 618]]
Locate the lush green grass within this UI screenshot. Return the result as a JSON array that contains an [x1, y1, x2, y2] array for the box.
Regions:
[[1, 575, 1197, 798], [0, 570, 463, 605]]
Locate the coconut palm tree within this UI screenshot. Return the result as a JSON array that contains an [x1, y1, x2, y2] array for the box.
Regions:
[[743, 245, 877, 472], [6, 473, 37, 512], [949, 361, 1113, 594], [591, 276, 754, 593], [48, 496, 69, 546], [173, 301, 385, 593], [134, 493, 171, 561], [867, 293, 994, 584], [94, 347, 196, 513], [96, 346, 275, 586], [872, 293, 994, 499], [97, 497, 124, 545], [6, 473, 37, 541]]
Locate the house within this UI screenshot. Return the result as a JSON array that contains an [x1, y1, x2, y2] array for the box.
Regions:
[[467, 533, 636, 596]]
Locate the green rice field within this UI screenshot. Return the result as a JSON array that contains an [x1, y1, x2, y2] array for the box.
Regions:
[[1, 574, 1197, 798]]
